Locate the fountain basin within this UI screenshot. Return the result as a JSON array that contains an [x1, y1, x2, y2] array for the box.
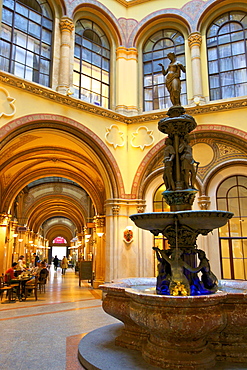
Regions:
[[101, 278, 247, 369], [130, 210, 233, 235]]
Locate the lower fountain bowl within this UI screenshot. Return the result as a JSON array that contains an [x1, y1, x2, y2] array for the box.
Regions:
[[101, 278, 247, 369]]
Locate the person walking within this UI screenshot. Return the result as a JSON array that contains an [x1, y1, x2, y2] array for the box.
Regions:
[[61, 256, 68, 275], [53, 255, 59, 271]]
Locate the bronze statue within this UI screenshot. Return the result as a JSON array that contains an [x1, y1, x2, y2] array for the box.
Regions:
[[179, 135, 199, 189], [163, 138, 175, 191], [159, 52, 186, 106], [196, 249, 218, 292]]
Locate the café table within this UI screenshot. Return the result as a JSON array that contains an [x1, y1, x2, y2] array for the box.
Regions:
[[12, 274, 33, 301]]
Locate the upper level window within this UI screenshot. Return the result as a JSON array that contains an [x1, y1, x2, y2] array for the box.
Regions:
[[0, 0, 53, 87], [207, 11, 247, 101], [143, 29, 187, 112], [73, 19, 110, 109]]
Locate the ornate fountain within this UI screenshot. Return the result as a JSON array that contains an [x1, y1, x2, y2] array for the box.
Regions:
[[78, 55, 247, 370]]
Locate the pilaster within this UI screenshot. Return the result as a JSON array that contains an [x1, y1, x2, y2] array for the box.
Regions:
[[188, 32, 204, 105], [116, 47, 138, 116], [57, 17, 74, 95]]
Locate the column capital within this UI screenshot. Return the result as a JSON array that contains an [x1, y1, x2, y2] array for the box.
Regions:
[[198, 195, 211, 210], [116, 47, 138, 61], [188, 32, 202, 48], [59, 17, 74, 33]]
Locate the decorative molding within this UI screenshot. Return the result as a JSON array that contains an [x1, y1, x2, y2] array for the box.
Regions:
[[188, 32, 202, 48], [0, 86, 16, 118], [116, 47, 138, 60], [131, 126, 154, 150], [0, 72, 247, 124], [112, 206, 120, 216], [59, 17, 74, 32], [105, 124, 125, 149]]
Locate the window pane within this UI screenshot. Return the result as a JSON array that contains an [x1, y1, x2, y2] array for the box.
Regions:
[[144, 63, 152, 74], [217, 198, 227, 211], [220, 71, 234, 86], [12, 62, 25, 78], [221, 239, 229, 257], [92, 79, 101, 94], [210, 88, 221, 100], [28, 21, 41, 38], [234, 258, 245, 279], [92, 53, 101, 67], [218, 177, 237, 197], [82, 49, 91, 63], [222, 259, 231, 279], [229, 218, 241, 236], [218, 44, 231, 58], [208, 60, 218, 74], [15, 15, 28, 32], [234, 69, 247, 83], [233, 54, 246, 69], [102, 70, 109, 84], [144, 88, 152, 100], [222, 85, 235, 98], [40, 58, 49, 73], [29, 10, 41, 23], [82, 61, 91, 76], [209, 75, 220, 88], [92, 65, 101, 79], [81, 75, 91, 90], [231, 31, 244, 42], [102, 84, 108, 97], [208, 47, 217, 61], [235, 83, 247, 96], [1, 24, 12, 41], [219, 57, 233, 72], [232, 239, 243, 258], [0, 56, 10, 70], [42, 29, 51, 44], [0, 40, 11, 58], [228, 198, 239, 215], [228, 187, 238, 197], [239, 197, 247, 215], [144, 75, 152, 87], [102, 97, 109, 109], [16, 3, 28, 17], [218, 34, 230, 44], [232, 41, 245, 55], [219, 223, 229, 237], [73, 71, 80, 86]]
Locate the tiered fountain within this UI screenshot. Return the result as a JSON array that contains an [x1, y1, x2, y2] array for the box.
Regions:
[[78, 55, 247, 370]]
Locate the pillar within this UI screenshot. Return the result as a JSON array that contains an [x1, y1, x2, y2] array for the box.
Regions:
[[57, 17, 74, 95], [188, 32, 204, 105], [116, 47, 138, 115]]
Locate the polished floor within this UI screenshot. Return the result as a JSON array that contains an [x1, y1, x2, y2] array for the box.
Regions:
[[0, 266, 118, 370]]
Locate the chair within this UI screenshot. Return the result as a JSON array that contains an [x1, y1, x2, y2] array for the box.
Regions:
[[0, 276, 13, 302], [24, 276, 38, 300], [5, 273, 19, 301], [38, 271, 48, 293]]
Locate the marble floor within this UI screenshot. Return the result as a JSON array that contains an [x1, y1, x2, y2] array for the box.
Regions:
[[0, 266, 118, 370]]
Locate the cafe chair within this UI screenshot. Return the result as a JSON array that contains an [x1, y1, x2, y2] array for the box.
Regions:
[[0, 275, 14, 302], [24, 276, 38, 301], [5, 273, 20, 300], [38, 271, 48, 293]]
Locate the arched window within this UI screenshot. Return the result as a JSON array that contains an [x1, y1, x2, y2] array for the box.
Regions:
[[73, 19, 110, 109], [207, 11, 247, 101], [217, 175, 247, 279], [0, 0, 53, 87], [143, 29, 187, 112]]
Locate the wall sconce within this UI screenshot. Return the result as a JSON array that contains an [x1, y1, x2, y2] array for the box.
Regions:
[[13, 233, 18, 238], [97, 232, 104, 237], [123, 226, 134, 244]]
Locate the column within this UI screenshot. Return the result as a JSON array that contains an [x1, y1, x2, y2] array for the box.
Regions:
[[0, 214, 11, 274], [188, 32, 204, 104], [116, 47, 138, 115], [57, 17, 74, 95]]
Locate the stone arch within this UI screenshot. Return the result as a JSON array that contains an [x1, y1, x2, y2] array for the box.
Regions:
[[72, 1, 123, 45], [131, 124, 247, 199], [130, 11, 192, 48], [0, 114, 125, 214]]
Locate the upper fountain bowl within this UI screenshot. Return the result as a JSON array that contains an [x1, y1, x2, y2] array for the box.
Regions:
[[130, 210, 233, 236]]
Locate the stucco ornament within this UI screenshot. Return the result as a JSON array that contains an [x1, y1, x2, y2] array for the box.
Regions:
[[0, 87, 16, 118], [131, 126, 154, 150], [105, 124, 125, 149]]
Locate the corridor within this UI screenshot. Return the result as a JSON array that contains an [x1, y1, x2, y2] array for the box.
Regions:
[[0, 266, 118, 370]]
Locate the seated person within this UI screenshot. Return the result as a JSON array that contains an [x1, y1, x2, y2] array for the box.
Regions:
[[39, 262, 49, 281], [32, 261, 42, 276], [5, 262, 18, 283]]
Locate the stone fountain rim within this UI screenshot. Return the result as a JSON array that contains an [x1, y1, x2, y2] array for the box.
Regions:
[[130, 210, 234, 218]]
